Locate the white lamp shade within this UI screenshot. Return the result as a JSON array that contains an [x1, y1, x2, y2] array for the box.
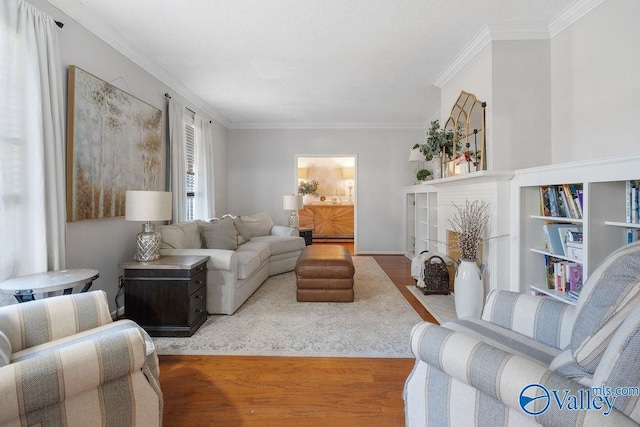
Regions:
[[342, 167, 355, 179], [125, 191, 172, 221], [283, 194, 303, 210], [408, 148, 423, 161]]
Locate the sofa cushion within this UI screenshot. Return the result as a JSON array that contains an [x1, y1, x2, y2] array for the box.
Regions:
[[0, 331, 10, 367], [570, 241, 640, 373], [233, 218, 252, 243], [235, 249, 263, 280], [237, 241, 270, 264], [240, 212, 274, 237], [200, 218, 238, 250], [252, 235, 305, 255], [159, 221, 202, 249]]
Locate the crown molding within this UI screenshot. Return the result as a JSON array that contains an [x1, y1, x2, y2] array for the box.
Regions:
[[46, 0, 230, 127], [549, 0, 605, 38], [432, 25, 492, 89], [433, 0, 606, 89], [227, 122, 428, 130]]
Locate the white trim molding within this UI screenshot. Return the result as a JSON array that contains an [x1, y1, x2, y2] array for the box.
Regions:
[[47, 0, 231, 127], [549, 0, 606, 38], [433, 0, 606, 89]]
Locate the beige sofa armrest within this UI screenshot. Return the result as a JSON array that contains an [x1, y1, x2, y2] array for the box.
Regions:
[[160, 248, 237, 271], [271, 225, 299, 237]]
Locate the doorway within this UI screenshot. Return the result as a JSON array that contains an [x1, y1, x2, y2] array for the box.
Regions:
[[296, 155, 357, 252]]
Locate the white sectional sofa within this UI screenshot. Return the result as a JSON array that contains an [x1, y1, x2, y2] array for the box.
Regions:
[[159, 212, 306, 315]]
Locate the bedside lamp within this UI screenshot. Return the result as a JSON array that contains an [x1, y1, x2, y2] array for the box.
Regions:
[[125, 190, 172, 262], [283, 194, 303, 229]]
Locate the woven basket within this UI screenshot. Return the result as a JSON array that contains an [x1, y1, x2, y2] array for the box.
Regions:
[[421, 255, 450, 295]]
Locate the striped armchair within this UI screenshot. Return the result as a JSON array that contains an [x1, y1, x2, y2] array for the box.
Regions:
[[0, 291, 163, 426], [405, 241, 640, 426]]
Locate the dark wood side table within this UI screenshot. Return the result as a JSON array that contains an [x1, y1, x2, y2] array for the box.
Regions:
[[119, 255, 208, 337], [297, 227, 313, 246]]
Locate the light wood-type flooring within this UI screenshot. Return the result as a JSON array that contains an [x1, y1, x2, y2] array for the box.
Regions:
[[159, 247, 436, 426]]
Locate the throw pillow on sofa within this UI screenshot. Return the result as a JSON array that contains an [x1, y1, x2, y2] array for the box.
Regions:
[[200, 218, 238, 250], [240, 212, 274, 237], [221, 214, 252, 245], [159, 221, 202, 249]]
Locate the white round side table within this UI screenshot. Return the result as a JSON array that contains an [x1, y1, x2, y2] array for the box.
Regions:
[[0, 269, 99, 303]]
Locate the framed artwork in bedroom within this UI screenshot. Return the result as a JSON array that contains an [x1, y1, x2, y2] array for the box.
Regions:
[[65, 65, 163, 221]]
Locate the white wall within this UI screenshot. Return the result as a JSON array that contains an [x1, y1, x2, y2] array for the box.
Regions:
[[551, 0, 640, 163], [227, 128, 423, 253], [26, 0, 228, 311], [440, 40, 552, 172]]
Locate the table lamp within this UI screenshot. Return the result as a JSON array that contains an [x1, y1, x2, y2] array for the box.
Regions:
[[125, 190, 172, 262], [283, 194, 303, 229], [342, 167, 355, 204]]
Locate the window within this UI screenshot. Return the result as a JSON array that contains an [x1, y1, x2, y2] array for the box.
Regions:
[[185, 118, 196, 221]]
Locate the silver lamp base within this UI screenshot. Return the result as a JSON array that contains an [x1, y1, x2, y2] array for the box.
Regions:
[[288, 210, 299, 229], [135, 223, 161, 262]]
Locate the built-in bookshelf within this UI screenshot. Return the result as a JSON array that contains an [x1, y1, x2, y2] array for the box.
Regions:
[[510, 154, 640, 305], [406, 193, 416, 258], [404, 171, 513, 292]]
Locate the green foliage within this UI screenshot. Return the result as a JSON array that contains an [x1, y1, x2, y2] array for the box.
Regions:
[[412, 120, 464, 161], [298, 180, 319, 196], [416, 169, 431, 181]]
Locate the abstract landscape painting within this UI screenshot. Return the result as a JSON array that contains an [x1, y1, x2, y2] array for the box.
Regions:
[[66, 66, 163, 221]]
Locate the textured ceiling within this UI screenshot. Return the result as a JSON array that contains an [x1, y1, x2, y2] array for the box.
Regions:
[[50, 0, 576, 128]]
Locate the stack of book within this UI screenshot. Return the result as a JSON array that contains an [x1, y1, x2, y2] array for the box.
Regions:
[[539, 184, 583, 219], [545, 255, 583, 293], [542, 223, 583, 260], [626, 180, 640, 223]]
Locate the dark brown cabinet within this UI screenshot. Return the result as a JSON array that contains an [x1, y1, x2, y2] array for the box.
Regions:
[[120, 255, 209, 337]]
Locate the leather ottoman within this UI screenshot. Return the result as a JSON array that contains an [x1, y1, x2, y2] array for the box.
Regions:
[[295, 245, 355, 302]]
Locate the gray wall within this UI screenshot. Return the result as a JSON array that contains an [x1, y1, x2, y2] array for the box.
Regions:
[[27, 0, 228, 312], [550, 0, 640, 163], [227, 128, 423, 253]]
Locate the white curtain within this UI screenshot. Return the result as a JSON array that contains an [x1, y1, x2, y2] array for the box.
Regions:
[[0, 0, 66, 283], [168, 98, 187, 222], [194, 114, 216, 219]]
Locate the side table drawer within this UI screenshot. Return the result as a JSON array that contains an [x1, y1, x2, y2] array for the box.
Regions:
[[189, 271, 207, 294], [190, 285, 206, 324]]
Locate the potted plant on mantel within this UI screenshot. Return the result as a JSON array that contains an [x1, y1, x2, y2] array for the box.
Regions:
[[413, 120, 463, 178]]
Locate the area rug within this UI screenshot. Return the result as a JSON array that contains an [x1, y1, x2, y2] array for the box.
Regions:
[[153, 257, 422, 358], [406, 286, 457, 325]]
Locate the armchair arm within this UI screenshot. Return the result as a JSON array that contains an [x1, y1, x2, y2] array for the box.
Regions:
[[0, 326, 148, 425], [410, 322, 635, 426], [271, 225, 299, 237], [481, 290, 576, 349], [0, 291, 113, 352]]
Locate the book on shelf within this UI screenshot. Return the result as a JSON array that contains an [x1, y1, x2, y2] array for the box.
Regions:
[[538, 184, 583, 219], [539, 186, 551, 217], [626, 180, 640, 224], [565, 241, 584, 261], [547, 187, 560, 217], [542, 223, 580, 256], [544, 256, 583, 293], [558, 225, 581, 256], [627, 229, 640, 244]]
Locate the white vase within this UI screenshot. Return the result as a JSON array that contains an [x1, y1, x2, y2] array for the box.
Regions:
[[454, 259, 484, 319], [303, 194, 313, 205], [430, 155, 442, 179]]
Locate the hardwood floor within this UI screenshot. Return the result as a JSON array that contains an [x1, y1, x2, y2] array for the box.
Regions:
[[159, 251, 435, 426]]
